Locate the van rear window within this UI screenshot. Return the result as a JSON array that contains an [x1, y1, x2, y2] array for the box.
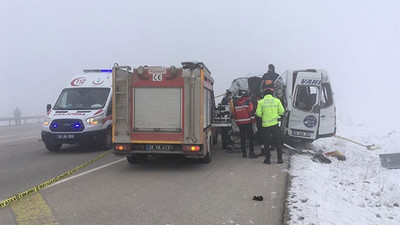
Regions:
[[294, 85, 319, 112], [320, 83, 333, 108]]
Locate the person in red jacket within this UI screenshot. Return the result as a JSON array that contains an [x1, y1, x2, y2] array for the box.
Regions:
[[233, 90, 257, 158]]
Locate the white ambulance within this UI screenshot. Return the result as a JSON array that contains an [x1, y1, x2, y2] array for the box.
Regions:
[[41, 70, 113, 151]]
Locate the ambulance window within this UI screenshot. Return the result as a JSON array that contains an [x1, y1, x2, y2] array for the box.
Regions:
[[294, 86, 318, 112], [54, 88, 110, 110], [320, 83, 333, 108]]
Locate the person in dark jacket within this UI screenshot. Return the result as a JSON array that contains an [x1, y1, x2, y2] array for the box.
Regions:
[[233, 90, 257, 158], [261, 64, 280, 93], [220, 90, 233, 150], [251, 94, 265, 156]]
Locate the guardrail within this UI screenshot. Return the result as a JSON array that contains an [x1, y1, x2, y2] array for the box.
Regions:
[[0, 116, 44, 126]]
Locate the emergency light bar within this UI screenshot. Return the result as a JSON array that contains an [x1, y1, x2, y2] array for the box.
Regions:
[[83, 69, 112, 73]]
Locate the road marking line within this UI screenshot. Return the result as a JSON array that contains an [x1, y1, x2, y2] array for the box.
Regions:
[[47, 158, 125, 188], [0, 150, 112, 209], [11, 193, 60, 225], [0, 132, 38, 138], [0, 136, 39, 143]]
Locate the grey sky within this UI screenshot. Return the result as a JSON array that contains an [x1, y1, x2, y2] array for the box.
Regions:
[[1, 0, 399, 127]]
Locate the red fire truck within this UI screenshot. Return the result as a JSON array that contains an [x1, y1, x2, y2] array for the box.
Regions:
[[112, 62, 216, 163]]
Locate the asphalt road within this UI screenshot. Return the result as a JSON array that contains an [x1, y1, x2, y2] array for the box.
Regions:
[[0, 124, 289, 225]]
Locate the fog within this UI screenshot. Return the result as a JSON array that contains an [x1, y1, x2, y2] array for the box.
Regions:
[[1, 0, 399, 128]]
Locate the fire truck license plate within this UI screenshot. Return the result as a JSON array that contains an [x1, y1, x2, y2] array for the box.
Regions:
[[146, 145, 172, 150]]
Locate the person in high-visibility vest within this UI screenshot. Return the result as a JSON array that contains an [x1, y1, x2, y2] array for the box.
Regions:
[[256, 88, 285, 164]]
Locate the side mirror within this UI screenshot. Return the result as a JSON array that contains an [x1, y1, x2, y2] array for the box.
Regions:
[[46, 104, 52, 112]]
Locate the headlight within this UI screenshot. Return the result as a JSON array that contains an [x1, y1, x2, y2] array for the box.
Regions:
[[86, 115, 102, 125], [43, 117, 51, 126]]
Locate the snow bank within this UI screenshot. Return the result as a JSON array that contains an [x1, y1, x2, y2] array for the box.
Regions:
[[287, 117, 400, 224]]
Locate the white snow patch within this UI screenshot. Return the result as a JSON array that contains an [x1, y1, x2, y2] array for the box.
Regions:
[[287, 118, 400, 224]]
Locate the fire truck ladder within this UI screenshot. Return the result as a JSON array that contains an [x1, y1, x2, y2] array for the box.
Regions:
[[113, 65, 132, 139]]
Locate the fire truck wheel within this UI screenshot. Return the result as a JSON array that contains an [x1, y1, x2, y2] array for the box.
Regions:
[[201, 139, 212, 163], [127, 155, 137, 164], [212, 129, 218, 145], [136, 154, 149, 163], [45, 143, 62, 152]]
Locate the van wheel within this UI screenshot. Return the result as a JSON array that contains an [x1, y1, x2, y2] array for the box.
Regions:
[[102, 129, 112, 150], [45, 143, 62, 152], [201, 139, 212, 163]]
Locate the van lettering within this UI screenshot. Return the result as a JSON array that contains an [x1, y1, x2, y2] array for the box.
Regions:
[[301, 79, 321, 85]]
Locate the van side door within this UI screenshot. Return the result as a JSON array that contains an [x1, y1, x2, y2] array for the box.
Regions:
[[318, 75, 336, 137], [288, 72, 321, 140]]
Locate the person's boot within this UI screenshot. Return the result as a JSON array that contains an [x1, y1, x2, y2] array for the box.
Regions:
[[263, 157, 271, 164], [242, 151, 247, 158], [249, 151, 258, 158], [258, 148, 265, 156], [225, 146, 233, 152], [277, 154, 283, 164]]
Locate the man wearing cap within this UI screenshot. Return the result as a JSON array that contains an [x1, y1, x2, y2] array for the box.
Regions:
[[256, 88, 285, 164]]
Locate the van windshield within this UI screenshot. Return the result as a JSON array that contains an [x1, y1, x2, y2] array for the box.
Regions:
[[53, 88, 110, 110]]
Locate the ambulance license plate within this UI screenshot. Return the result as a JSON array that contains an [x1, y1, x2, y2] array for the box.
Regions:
[[146, 145, 172, 150], [56, 134, 75, 139]]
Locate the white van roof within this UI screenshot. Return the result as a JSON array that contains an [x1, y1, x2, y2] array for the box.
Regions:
[[67, 70, 112, 88]]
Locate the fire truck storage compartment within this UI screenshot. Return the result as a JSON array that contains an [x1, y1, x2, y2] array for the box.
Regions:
[[133, 87, 182, 133]]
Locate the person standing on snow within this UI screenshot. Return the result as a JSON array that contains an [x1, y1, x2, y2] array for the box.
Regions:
[[233, 90, 257, 158], [256, 88, 285, 164]]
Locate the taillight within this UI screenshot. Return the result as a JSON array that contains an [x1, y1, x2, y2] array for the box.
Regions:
[[114, 145, 131, 151], [183, 145, 200, 152]]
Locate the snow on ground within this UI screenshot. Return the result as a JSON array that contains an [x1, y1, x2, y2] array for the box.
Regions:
[[287, 117, 400, 225]]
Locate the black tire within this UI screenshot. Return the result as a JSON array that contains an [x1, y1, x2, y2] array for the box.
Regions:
[[127, 154, 148, 164], [102, 129, 112, 150], [136, 154, 149, 163], [127, 155, 137, 164], [201, 139, 212, 163], [45, 143, 62, 152], [212, 128, 218, 145]]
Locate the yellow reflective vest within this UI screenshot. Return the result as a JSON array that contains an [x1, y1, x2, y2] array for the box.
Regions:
[[256, 94, 285, 127]]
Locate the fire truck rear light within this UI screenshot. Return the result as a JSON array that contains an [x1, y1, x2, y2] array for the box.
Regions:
[[191, 146, 200, 151], [115, 145, 131, 151], [183, 145, 200, 152]]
